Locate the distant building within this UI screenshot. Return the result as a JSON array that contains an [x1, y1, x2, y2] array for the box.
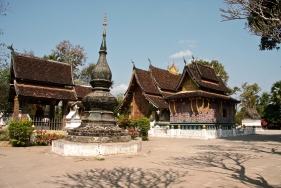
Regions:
[[119, 60, 240, 127], [242, 107, 262, 131]]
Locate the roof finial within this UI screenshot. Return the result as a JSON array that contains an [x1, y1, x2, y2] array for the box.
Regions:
[[148, 57, 151, 65], [192, 55, 195, 63], [103, 12, 107, 27], [131, 59, 135, 68], [217, 71, 220, 76], [183, 56, 187, 66]]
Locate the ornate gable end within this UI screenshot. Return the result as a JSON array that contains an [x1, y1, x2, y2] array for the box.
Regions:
[[182, 74, 198, 91], [168, 63, 179, 75]]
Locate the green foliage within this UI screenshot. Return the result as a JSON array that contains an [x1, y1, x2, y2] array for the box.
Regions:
[[0, 129, 9, 141], [79, 63, 96, 84], [221, 0, 281, 51], [35, 130, 65, 146], [256, 92, 271, 117], [271, 80, 281, 105], [263, 104, 281, 124], [117, 114, 132, 129], [0, 67, 12, 115], [239, 82, 261, 109], [228, 86, 241, 96], [8, 119, 35, 147], [235, 109, 245, 125], [132, 117, 150, 141]]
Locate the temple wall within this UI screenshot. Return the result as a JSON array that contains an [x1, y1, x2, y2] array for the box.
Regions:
[[133, 86, 149, 119], [169, 98, 235, 124]]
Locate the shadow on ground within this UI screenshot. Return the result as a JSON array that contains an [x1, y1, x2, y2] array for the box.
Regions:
[[155, 147, 275, 187], [47, 167, 189, 188], [219, 133, 281, 143]]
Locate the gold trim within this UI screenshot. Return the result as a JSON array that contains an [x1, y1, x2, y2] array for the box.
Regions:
[[199, 98, 204, 113], [190, 99, 194, 113], [196, 98, 199, 113], [173, 100, 177, 114], [205, 99, 210, 113], [168, 101, 172, 113]]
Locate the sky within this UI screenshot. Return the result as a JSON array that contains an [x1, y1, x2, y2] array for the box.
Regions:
[[1, 0, 281, 99]]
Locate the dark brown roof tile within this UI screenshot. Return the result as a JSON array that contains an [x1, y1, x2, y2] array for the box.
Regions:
[[150, 65, 181, 91], [12, 53, 74, 86]]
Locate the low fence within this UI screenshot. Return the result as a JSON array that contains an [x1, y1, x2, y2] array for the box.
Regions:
[[149, 124, 255, 139], [31, 117, 63, 130]]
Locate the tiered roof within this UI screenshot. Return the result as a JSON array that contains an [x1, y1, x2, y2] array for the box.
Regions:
[[9, 53, 77, 102], [176, 62, 230, 93], [120, 60, 239, 111]]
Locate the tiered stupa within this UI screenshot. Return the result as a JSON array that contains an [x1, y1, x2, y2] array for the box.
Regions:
[[66, 13, 130, 143], [52, 13, 141, 156]]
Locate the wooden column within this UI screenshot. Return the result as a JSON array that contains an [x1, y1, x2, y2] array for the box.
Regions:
[[62, 100, 68, 127], [49, 100, 56, 119], [21, 98, 28, 119], [13, 96, 19, 120]]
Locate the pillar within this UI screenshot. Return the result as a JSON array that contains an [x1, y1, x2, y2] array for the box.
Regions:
[[202, 125, 207, 139], [13, 96, 19, 120], [62, 100, 68, 128], [232, 125, 236, 136], [49, 100, 56, 119], [21, 98, 28, 119]]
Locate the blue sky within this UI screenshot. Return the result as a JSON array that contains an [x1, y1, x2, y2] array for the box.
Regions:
[[1, 0, 280, 98]]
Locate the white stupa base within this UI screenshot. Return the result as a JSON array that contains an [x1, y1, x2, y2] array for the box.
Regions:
[[52, 139, 142, 157]]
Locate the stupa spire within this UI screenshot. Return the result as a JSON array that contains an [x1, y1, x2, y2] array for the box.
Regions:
[[100, 12, 107, 51]]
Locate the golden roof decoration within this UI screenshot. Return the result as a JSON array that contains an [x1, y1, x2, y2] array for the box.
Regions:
[[168, 61, 179, 75]]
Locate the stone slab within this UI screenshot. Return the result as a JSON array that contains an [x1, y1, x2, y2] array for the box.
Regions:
[[52, 139, 142, 156]]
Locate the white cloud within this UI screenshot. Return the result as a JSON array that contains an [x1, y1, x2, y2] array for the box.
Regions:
[[169, 50, 192, 59], [111, 84, 128, 93]]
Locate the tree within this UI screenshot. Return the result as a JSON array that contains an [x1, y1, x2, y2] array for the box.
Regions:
[[239, 82, 261, 109], [50, 40, 87, 80], [0, 0, 10, 64], [0, 0, 12, 116], [79, 62, 96, 84], [221, 0, 281, 50], [270, 80, 281, 104], [256, 91, 271, 116]]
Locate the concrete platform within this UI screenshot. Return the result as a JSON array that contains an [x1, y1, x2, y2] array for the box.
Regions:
[[52, 139, 142, 156]]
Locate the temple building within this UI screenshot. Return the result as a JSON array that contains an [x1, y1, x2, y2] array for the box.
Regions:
[[8, 52, 77, 123], [119, 61, 181, 122], [119, 59, 240, 127], [8, 52, 92, 128]]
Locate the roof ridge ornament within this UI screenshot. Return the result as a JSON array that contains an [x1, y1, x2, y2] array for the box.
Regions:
[[148, 57, 151, 66], [131, 59, 135, 68], [183, 56, 187, 66]]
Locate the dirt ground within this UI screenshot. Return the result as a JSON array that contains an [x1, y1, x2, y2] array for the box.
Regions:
[[0, 130, 281, 188]]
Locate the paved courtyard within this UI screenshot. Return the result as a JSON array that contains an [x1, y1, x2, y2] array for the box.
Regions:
[[0, 130, 281, 188]]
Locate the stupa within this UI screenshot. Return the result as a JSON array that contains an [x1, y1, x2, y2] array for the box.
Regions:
[[52, 13, 142, 156]]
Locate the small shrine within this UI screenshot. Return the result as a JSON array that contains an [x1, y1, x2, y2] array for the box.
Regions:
[[242, 107, 262, 131]]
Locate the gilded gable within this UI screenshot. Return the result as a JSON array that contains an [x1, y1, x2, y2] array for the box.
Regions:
[[182, 75, 198, 91], [168, 63, 179, 75]]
